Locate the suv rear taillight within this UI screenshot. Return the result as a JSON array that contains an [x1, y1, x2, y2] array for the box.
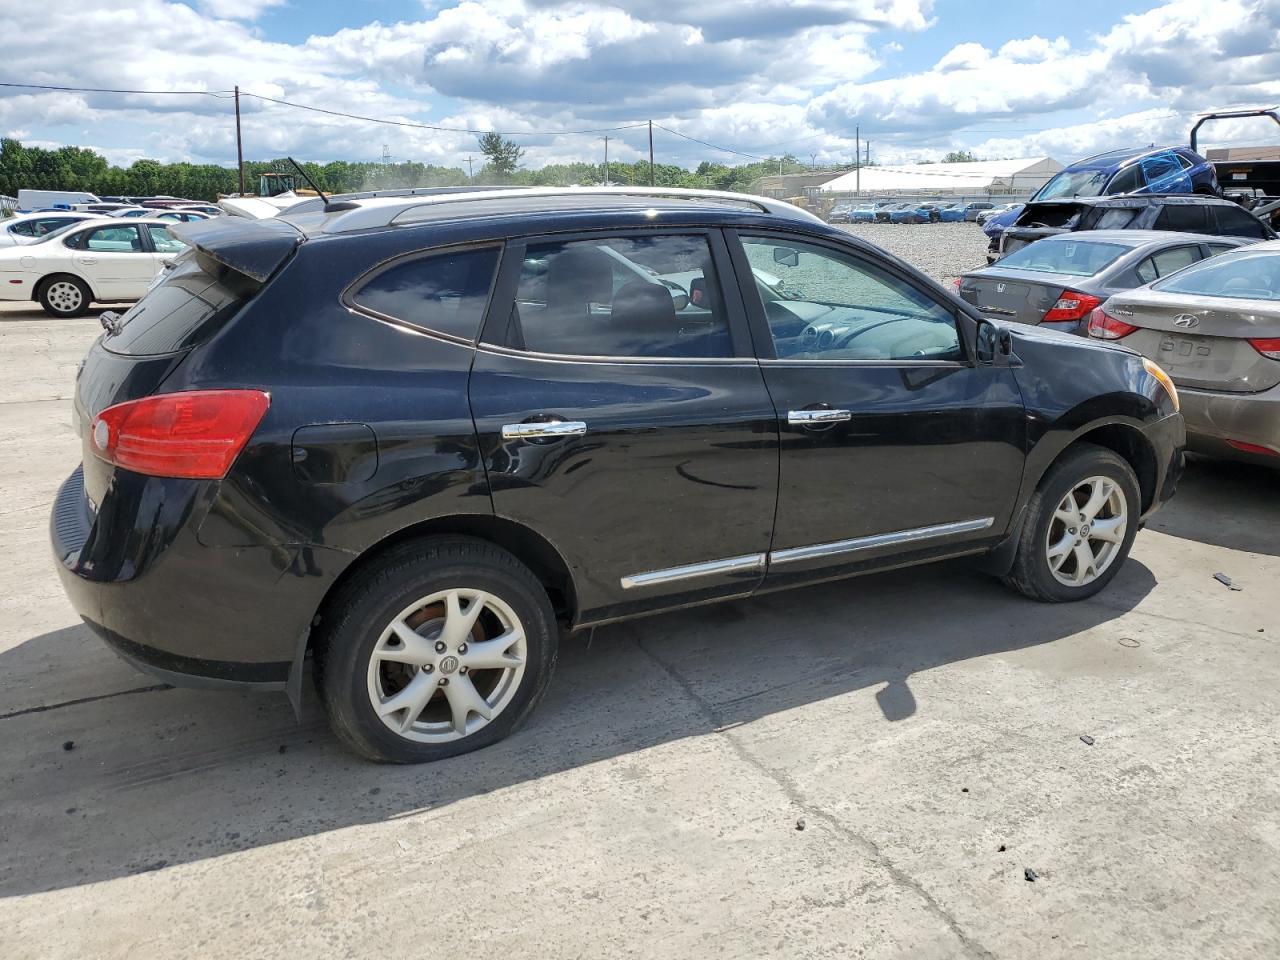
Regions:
[[1248, 337, 1280, 360], [1043, 291, 1102, 323], [1087, 308, 1139, 340], [90, 390, 270, 479]]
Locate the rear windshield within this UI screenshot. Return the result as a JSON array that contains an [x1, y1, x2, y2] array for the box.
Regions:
[[996, 238, 1131, 277], [103, 251, 260, 355], [1153, 250, 1280, 301]]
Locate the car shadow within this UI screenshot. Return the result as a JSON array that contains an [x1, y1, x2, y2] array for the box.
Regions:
[[0, 558, 1156, 897], [1147, 456, 1279, 557]]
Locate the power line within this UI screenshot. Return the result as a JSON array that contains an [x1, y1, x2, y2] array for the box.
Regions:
[[652, 124, 768, 161], [0, 81, 232, 97], [239, 91, 650, 137]]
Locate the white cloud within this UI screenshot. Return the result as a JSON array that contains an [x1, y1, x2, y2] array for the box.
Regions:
[[197, 0, 288, 19]]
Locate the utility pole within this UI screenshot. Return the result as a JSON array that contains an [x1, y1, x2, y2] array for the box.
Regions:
[[855, 124, 860, 195], [600, 136, 611, 185], [810, 153, 818, 171], [463, 156, 476, 181], [234, 85, 245, 196], [648, 120, 655, 186]]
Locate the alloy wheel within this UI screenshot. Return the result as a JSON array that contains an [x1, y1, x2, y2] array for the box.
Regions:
[[366, 588, 527, 743], [1045, 476, 1128, 587]]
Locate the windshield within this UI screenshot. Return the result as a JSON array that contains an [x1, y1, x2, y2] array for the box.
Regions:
[[1036, 168, 1110, 201], [995, 238, 1131, 277], [1153, 250, 1280, 301]]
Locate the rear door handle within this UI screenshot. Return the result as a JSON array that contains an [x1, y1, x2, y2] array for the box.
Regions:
[[501, 419, 588, 439], [78, 257, 98, 265], [787, 408, 851, 425]]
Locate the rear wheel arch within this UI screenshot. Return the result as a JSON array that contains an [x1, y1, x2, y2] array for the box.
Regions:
[[36, 271, 98, 303], [313, 515, 578, 643]]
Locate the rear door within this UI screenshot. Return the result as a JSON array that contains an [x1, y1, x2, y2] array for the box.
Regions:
[[470, 229, 779, 626], [68, 224, 157, 299], [730, 231, 1025, 589]]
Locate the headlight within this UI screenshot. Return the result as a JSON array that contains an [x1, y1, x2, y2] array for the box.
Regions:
[[1142, 358, 1180, 413]]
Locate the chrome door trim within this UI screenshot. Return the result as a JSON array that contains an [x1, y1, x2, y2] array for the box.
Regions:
[[620, 553, 766, 590], [769, 517, 994, 565], [787, 408, 852, 424], [501, 420, 588, 439]]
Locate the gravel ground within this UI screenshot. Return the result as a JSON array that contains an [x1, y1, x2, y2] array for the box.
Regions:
[[833, 221, 990, 282]]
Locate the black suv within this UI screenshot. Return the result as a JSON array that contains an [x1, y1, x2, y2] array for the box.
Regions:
[[992, 194, 1276, 262], [52, 189, 1184, 763]]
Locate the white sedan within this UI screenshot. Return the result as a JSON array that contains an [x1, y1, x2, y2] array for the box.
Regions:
[[0, 211, 96, 247], [0, 217, 189, 317]]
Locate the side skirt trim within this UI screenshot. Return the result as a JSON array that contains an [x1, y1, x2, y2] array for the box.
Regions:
[[769, 517, 995, 565], [620, 553, 765, 590]]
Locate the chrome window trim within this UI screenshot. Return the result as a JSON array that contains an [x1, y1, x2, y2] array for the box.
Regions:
[[770, 517, 994, 565], [620, 553, 766, 590], [475, 342, 758, 366]]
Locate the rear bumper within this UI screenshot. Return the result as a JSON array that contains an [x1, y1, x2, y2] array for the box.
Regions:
[[1179, 383, 1280, 466], [51, 465, 342, 690]]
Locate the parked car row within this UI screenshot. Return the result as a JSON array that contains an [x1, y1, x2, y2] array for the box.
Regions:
[[828, 199, 1000, 224]]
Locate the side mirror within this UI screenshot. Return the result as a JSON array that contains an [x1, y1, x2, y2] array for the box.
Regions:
[[688, 276, 707, 308], [773, 246, 800, 267], [975, 319, 1012, 363], [659, 279, 689, 311]]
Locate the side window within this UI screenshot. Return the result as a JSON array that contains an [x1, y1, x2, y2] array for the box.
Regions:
[[1148, 245, 1201, 278], [1094, 208, 1139, 229], [1140, 152, 1188, 193], [1175, 153, 1195, 171], [1213, 205, 1267, 239], [33, 217, 73, 235], [145, 224, 188, 254], [1133, 258, 1158, 285], [8, 221, 36, 237], [1108, 165, 1142, 194], [1206, 242, 1238, 256], [349, 247, 499, 342], [740, 236, 962, 362], [1155, 204, 1209, 232], [84, 225, 142, 252], [508, 235, 732, 359]]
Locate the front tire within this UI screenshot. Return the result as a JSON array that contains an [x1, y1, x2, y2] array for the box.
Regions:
[[315, 537, 558, 763], [38, 275, 92, 318], [1003, 444, 1140, 602]]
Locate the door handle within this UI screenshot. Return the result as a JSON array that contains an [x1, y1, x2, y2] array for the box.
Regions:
[[78, 257, 98, 265], [788, 408, 852, 425], [501, 419, 588, 439]]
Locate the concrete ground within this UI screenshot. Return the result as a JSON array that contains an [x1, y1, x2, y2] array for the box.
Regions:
[[0, 293, 1277, 960]]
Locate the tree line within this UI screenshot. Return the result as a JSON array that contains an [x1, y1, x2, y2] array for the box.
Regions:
[[0, 136, 833, 203]]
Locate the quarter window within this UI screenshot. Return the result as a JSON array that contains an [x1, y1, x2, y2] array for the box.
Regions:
[[1213, 205, 1268, 239], [1155, 204, 1209, 232], [349, 247, 500, 341], [1134, 246, 1201, 284], [505, 235, 732, 359], [740, 236, 962, 361]]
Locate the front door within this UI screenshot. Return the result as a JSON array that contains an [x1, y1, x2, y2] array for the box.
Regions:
[[728, 231, 1027, 589], [470, 229, 778, 625]]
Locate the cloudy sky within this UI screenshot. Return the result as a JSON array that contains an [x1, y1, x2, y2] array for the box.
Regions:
[[2, 0, 1279, 171]]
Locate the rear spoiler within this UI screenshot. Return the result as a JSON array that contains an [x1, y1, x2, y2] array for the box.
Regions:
[[169, 216, 302, 283]]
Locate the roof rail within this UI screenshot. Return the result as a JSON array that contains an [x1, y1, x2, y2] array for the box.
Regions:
[[309, 186, 823, 233]]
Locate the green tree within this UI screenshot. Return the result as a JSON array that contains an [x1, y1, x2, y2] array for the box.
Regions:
[[477, 132, 524, 179], [942, 150, 977, 163]]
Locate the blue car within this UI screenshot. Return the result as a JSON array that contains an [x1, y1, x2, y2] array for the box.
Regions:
[[984, 145, 1219, 250], [888, 203, 926, 223], [852, 201, 889, 223], [933, 202, 967, 223]]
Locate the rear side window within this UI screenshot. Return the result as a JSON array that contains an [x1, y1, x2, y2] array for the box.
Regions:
[[1155, 204, 1209, 232], [349, 247, 499, 342], [1213, 205, 1268, 239], [145, 224, 188, 253], [105, 252, 259, 356], [1092, 208, 1139, 229], [1134, 245, 1201, 284], [84, 225, 142, 252], [1108, 165, 1142, 194]]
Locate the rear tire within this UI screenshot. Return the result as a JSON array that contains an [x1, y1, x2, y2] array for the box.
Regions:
[[1003, 444, 1140, 602], [314, 537, 558, 763], [38, 275, 91, 318]]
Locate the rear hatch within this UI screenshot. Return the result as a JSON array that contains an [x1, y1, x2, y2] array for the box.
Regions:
[[73, 217, 300, 507], [1107, 292, 1280, 393]]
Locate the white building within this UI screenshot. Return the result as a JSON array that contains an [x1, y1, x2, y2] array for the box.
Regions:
[[820, 157, 1063, 197]]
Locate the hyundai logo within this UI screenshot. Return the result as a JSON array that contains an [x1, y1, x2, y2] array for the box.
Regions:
[[1173, 314, 1200, 328], [996, 282, 1006, 294]]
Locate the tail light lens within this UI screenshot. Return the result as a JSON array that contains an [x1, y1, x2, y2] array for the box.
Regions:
[[1087, 308, 1139, 340], [90, 390, 270, 479], [951, 278, 963, 293], [1248, 337, 1280, 359], [1043, 291, 1102, 323]]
